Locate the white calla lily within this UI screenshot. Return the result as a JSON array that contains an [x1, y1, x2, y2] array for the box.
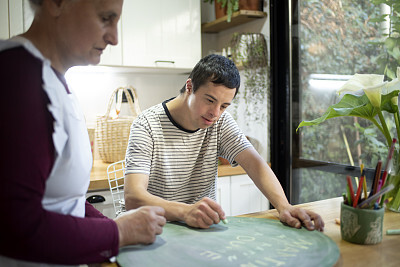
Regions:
[[337, 74, 386, 108], [363, 82, 387, 108]]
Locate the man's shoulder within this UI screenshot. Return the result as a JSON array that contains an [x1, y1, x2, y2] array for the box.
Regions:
[[134, 102, 166, 127], [140, 103, 165, 117]]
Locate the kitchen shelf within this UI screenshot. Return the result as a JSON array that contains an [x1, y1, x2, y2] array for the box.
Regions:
[[202, 10, 267, 33]]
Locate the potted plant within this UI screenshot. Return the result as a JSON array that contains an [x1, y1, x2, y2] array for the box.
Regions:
[[297, 69, 400, 211], [203, 0, 262, 23]]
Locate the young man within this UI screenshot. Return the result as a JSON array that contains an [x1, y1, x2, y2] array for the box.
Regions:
[[124, 54, 324, 231]]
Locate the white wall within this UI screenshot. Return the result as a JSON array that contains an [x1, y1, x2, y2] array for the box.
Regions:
[[65, 66, 188, 128]]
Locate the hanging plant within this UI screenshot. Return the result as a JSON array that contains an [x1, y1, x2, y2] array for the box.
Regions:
[[203, 0, 239, 22], [230, 33, 269, 126]]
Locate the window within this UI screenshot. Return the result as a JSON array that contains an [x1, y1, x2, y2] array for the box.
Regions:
[[271, 0, 388, 204]]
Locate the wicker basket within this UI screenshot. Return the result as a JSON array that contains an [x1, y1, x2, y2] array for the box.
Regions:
[[96, 86, 141, 163]]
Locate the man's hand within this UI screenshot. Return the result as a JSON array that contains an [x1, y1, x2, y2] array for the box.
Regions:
[[278, 205, 324, 232], [183, 197, 225, 229], [114, 206, 166, 247]]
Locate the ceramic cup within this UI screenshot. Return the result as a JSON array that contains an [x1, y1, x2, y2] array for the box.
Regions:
[[340, 202, 384, 245]]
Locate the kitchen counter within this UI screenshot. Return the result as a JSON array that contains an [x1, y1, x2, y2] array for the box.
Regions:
[[89, 159, 246, 191]]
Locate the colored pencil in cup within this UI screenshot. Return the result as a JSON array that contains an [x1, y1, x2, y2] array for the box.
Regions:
[[370, 160, 382, 197], [362, 171, 367, 199], [353, 176, 364, 208], [381, 138, 397, 189], [347, 176, 355, 205]]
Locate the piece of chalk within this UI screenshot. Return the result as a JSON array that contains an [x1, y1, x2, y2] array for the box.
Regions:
[[222, 219, 228, 224], [386, 229, 400, 235]]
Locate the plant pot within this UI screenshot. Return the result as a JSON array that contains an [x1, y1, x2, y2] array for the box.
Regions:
[[239, 0, 262, 11], [215, 1, 227, 19], [230, 33, 268, 68]]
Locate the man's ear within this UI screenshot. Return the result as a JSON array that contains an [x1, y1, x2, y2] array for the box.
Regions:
[[186, 79, 193, 94]]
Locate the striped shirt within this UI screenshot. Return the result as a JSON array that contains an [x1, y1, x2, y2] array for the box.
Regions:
[[125, 99, 252, 203]]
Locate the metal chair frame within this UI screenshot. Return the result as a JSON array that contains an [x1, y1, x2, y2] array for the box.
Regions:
[[107, 160, 126, 216]]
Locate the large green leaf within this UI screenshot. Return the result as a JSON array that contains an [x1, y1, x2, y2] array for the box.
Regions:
[[296, 90, 400, 132], [297, 94, 375, 132], [381, 90, 400, 113]]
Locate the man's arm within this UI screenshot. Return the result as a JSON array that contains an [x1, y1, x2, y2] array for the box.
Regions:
[[235, 147, 324, 231], [124, 173, 226, 228]]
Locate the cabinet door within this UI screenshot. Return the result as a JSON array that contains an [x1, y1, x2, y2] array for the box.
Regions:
[[230, 174, 269, 216], [7, 0, 33, 38], [0, 0, 8, 39], [122, 0, 201, 69], [8, 0, 23, 38], [216, 176, 231, 216]]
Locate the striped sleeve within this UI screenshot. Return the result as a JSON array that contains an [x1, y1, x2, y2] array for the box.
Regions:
[[125, 115, 154, 175], [218, 112, 252, 167]]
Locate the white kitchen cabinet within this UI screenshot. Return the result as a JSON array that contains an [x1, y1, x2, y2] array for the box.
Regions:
[[0, 0, 8, 39], [1, 0, 33, 39], [217, 174, 269, 216], [121, 0, 201, 70], [216, 176, 231, 214], [230, 174, 269, 216]]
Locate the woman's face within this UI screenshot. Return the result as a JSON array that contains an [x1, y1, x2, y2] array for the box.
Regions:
[[54, 0, 123, 69]]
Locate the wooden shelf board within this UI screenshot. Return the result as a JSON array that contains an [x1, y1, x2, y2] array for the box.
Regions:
[[202, 10, 267, 33]]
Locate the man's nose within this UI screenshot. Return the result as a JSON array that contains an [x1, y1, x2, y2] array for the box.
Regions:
[[209, 105, 220, 118]]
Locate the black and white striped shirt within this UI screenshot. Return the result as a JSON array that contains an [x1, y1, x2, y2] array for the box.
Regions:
[[125, 99, 252, 203]]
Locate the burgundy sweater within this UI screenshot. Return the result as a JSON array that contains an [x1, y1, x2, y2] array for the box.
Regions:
[[0, 47, 119, 264]]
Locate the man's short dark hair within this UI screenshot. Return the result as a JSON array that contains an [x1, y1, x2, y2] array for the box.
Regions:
[[180, 54, 240, 97]]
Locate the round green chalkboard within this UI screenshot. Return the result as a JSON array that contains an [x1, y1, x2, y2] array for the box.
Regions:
[[117, 217, 339, 267]]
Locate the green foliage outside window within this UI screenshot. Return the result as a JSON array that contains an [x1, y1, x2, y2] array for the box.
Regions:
[[369, 0, 400, 80], [297, 0, 389, 202]]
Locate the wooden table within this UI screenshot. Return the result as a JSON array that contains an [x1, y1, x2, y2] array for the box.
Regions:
[[101, 197, 400, 266], [239, 197, 400, 266]]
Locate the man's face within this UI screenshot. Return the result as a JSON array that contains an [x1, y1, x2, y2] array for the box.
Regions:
[[55, 0, 123, 67], [186, 80, 236, 130]]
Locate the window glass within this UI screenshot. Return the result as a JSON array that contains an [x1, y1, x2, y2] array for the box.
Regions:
[[294, 0, 389, 203]]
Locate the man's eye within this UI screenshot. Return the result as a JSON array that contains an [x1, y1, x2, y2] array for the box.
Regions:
[[207, 99, 214, 103]]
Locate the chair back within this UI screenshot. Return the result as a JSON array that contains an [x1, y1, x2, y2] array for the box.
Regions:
[[107, 160, 126, 216]]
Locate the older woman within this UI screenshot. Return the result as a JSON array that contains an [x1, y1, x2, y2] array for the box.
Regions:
[[0, 0, 165, 266]]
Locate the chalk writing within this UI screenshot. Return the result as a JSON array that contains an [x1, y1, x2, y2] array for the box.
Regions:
[[200, 251, 221, 261], [117, 217, 339, 267], [227, 255, 238, 262]]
